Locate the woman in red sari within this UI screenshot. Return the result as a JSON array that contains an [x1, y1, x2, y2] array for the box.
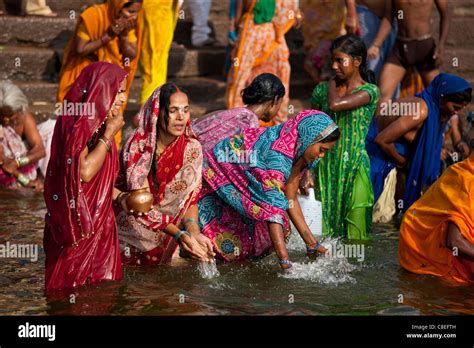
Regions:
[[44, 62, 127, 290], [115, 83, 214, 266]]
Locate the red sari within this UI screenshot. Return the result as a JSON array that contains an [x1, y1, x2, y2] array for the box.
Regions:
[[115, 86, 203, 266], [43, 62, 128, 290]]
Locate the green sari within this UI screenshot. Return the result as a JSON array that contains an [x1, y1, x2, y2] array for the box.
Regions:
[[311, 81, 379, 240]]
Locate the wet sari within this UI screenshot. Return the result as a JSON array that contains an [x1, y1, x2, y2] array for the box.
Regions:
[[366, 74, 472, 212], [116, 87, 203, 266], [191, 107, 259, 153], [198, 110, 338, 261], [398, 154, 474, 284], [43, 62, 128, 290], [226, 0, 297, 124], [312, 82, 379, 240]]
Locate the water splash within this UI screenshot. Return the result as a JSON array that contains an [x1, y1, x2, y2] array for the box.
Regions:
[[197, 259, 220, 279], [279, 257, 357, 285], [281, 231, 359, 285]]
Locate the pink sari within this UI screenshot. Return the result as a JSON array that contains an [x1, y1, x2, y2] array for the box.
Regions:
[[191, 107, 259, 153]]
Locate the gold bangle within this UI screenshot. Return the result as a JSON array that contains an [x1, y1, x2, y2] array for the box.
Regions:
[[18, 156, 30, 167], [98, 138, 110, 152], [17, 173, 30, 186]]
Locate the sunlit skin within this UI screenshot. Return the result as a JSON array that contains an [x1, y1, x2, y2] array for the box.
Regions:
[[113, 90, 215, 263], [302, 140, 337, 164], [247, 96, 284, 123], [79, 78, 127, 183], [374, 97, 469, 168], [157, 91, 191, 141], [324, 49, 372, 113]]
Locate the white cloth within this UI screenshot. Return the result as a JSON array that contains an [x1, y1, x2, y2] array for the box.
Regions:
[[36, 119, 56, 177], [372, 167, 397, 223]]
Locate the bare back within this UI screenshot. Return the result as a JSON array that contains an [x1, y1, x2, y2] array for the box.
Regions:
[[376, 97, 428, 143]]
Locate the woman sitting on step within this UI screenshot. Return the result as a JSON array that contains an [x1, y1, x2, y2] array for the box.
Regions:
[[0, 80, 55, 191]]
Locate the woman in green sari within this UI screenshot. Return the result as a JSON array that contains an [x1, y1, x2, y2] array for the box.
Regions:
[[311, 34, 379, 239]]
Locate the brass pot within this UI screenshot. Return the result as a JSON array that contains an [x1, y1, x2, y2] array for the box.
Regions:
[[126, 189, 153, 213]]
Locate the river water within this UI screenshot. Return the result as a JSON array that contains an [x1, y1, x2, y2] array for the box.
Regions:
[[0, 188, 472, 316]]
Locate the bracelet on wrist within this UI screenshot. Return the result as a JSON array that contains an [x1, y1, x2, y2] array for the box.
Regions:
[[307, 241, 321, 254], [174, 230, 192, 243], [18, 156, 30, 167], [99, 135, 112, 152], [98, 138, 110, 152], [17, 173, 30, 186], [279, 259, 292, 268]]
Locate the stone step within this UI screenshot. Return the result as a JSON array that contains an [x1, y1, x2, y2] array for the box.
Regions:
[[0, 0, 100, 16], [11, 69, 315, 105], [0, 14, 223, 48], [0, 41, 311, 81], [0, 45, 59, 81], [443, 48, 474, 75], [0, 0, 230, 16]]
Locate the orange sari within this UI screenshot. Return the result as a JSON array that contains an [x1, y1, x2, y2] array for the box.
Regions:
[[398, 154, 474, 284], [226, 0, 296, 124], [56, 0, 143, 146]]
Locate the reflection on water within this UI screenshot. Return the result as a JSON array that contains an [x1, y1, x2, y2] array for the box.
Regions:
[[0, 188, 473, 315]]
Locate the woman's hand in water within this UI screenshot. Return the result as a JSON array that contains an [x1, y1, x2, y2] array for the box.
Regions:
[[178, 234, 211, 262], [307, 241, 328, 260], [194, 233, 216, 260], [1, 158, 18, 175]]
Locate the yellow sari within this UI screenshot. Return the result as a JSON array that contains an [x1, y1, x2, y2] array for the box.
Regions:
[[57, 0, 143, 147], [139, 0, 179, 105], [398, 154, 474, 284]]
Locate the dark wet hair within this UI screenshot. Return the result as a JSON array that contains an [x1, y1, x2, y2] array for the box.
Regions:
[[158, 82, 182, 128], [442, 88, 472, 104], [241, 73, 285, 105], [331, 34, 376, 84], [321, 127, 341, 143]]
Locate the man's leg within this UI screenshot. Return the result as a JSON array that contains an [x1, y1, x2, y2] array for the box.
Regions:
[[187, 0, 213, 46], [377, 62, 407, 113]]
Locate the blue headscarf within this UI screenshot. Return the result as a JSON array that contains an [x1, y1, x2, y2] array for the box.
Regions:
[[404, 73, 471, 210]]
